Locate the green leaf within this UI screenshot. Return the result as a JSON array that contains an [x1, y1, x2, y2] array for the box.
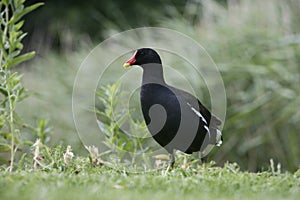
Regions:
[[6, 51, 36, 68], [9, 2, 44, 25], [7, 31, 26, 53], [17, 33, 28, 43], [15, 20, 24, 31], [16, 43, 23, 50], [0, 132, 12, 139], [0, 143, 11, 152], [0, 86, 8, 96], [10, 50, 21, 58]]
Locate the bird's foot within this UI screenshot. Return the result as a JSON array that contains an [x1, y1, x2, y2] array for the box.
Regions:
[[163, 153, 175, 175], [201, 156, 207, 168]]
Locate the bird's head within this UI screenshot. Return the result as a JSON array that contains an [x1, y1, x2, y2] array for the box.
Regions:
[[123, 48, 162, 68]]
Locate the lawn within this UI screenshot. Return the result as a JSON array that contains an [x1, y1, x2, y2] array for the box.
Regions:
[[1, 163, 299, 200]]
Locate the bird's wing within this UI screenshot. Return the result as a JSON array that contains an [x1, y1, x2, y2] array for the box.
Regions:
[[177, 88, 223, 147], [170, 86, 223, 148], [196, 99, 222, 128], [172, 87, 222, 128]]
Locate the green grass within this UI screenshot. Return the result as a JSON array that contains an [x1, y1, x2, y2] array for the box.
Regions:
[[1, 163, 299, 200]]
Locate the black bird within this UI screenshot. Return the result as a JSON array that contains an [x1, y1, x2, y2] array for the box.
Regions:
[[123, 48, 222, 167]]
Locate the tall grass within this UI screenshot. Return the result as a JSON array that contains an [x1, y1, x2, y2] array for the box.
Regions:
[[18, 0, 300, 171]]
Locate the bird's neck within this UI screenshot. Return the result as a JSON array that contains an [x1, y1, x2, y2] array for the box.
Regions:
[[142, 64, 166, 85]]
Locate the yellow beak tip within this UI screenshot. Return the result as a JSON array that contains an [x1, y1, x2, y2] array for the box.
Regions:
[[123, 63, 131, 68]]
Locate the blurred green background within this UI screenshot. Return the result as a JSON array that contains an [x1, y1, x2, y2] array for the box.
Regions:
[[17, 0, 300, 172]]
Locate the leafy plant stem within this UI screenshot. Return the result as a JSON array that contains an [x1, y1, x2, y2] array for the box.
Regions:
[[6, 73, 16, 172], [0, 0, 43, 172]]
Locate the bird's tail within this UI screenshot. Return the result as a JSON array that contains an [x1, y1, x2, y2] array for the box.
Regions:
[[199, 127, 223, 157], [207, 127, 223, 147], [214, 128, 223, 146], [210, 115, 223, 146]]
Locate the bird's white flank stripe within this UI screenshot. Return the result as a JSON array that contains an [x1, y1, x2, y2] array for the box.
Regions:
[[187, 103, 208, 124], [216, 129, 222, 146], [204, 125, 209, 132]]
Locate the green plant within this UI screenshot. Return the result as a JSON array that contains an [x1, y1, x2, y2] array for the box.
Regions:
[[31, 139, 79, 172], [95, 82, 155, 170], [0, 0, 43, 171]]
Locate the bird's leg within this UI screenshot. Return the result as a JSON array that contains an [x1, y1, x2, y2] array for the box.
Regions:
[[201, 156, 207, 164], [169, 152, 175, 168], [164, 152, 175, 174], [200, 155, 207, 168]]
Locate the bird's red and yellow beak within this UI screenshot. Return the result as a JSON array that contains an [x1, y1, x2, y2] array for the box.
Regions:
[[123, 50, 137, 68]]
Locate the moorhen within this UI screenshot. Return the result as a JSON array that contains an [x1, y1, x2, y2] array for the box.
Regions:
[[123, 48, 222, 167]]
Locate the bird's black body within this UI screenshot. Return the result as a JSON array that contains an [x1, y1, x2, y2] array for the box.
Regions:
[[140, 83, 181, 150], [124, 48, 223, 166]]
